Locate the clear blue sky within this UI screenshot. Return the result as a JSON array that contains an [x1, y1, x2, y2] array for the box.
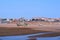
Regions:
[[0, 0, 60, 18]]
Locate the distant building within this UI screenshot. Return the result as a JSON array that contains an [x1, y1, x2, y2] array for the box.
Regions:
[[1, 19, 7, 23], [54, 18, 60, 22], [17, 18, 28, 26], [0, 18, 2, 23]]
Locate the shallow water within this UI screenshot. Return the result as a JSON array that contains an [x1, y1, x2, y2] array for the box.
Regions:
[[0, 33, 60, 40]]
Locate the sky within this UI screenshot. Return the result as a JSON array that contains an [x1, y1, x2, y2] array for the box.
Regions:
[[0, 0, 60, 19]]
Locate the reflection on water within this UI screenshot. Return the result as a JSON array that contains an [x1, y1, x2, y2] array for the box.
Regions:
[[0, 32, 60, 40], [27, 32, 60, 40], [27, 38, 37, 40], [0, 39, 2, 40], [28, 32, 60, 37]]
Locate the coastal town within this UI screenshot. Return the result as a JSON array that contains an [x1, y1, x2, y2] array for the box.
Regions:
[[0, 17, 60, 27], [0, 17, 60, 24], [0, 17, 60, 36]]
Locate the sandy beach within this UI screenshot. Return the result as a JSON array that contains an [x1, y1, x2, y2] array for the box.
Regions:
[[0, 21, 60, 36]]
